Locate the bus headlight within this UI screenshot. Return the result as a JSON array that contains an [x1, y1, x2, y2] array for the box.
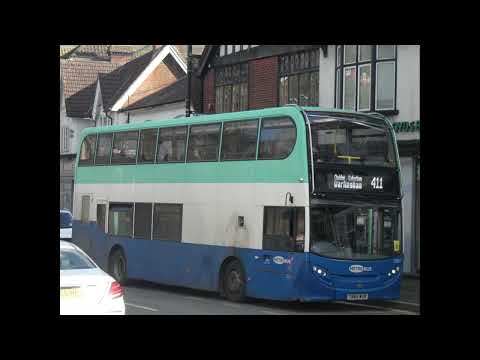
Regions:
[[313, 266, 327, 277], [388, 267, 401, 276]]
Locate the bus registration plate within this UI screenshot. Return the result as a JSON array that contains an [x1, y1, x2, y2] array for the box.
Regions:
[[347, 294, 368, 300]]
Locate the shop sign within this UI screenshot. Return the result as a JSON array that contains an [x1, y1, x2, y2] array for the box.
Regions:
[[392, 121, 420, 133]]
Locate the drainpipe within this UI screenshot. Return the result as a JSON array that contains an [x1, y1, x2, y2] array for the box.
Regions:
[[186, 45, 192, 117]]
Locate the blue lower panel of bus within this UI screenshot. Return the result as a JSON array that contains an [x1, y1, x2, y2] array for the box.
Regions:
[[73, 221, 402, 302]]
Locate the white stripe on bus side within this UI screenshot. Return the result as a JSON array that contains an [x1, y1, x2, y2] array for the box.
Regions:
[[74, 182, 309, 250]]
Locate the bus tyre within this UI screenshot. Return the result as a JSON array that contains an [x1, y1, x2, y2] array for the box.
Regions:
[[109, 249, 128, 285], [223, 260, 246, 302]]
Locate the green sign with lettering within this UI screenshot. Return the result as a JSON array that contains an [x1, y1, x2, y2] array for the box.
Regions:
[[392, 121, 420, 133]]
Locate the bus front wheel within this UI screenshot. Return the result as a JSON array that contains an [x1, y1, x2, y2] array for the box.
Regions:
[[223, 260, 246, 302], [109, 248, 128, 285]]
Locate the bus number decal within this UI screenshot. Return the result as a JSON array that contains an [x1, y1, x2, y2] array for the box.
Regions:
[[371, 177, 383, 190]]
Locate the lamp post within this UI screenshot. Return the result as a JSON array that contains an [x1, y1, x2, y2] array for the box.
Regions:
[[186, 45, 192, 117]]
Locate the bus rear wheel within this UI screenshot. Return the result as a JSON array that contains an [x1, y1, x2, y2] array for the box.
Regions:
[[223, 260, 246, 302], [109, 249, 128, 285]]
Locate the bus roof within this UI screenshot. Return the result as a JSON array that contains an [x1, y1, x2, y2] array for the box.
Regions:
[[79, 106, 389, 138]]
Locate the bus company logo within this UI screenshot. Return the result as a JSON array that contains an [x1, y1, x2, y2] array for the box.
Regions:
[[349, 265, 372, 273], [273, 256, 293, 265]]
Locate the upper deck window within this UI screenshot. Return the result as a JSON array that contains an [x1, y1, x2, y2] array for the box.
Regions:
[[309, 114, 396, 168], [157, 126, 187, 163], [95, 133, 113, 165], [79, 135, 97, 166], [138, 129, 158, 164], [258, 117, 296, 160], [187, 123, 221, 162], [111, 131, 139, 165], [221, 119, 258, 161]]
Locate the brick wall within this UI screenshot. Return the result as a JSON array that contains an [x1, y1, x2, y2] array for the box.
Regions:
[[126, 63, 178, 106], [248, 56, 278, 110], [203, 68, 215, 113]]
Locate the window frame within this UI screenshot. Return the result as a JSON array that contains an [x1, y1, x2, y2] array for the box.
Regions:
[[215, 63, 249, 114], [186, 122, 222, 163], [156, 125, 188, 164], [220, 119, 259, 162], [257, 116, 297, 161], [133, 202, 153, 240], [152, 203, 183, 242], [78, 134, 97, 167], [111, 130, 140, 165], [138, 128, 159, 164], [94, 132, 113, 166], [278, 48, 320, 107], [108, 202, 134, 237], [335, 45, 398, 115], [263, 206, 305, 253]]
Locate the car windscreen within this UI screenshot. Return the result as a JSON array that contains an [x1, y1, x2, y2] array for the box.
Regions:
[[60, 249, 97, 270], [60, 212, 72, 229]]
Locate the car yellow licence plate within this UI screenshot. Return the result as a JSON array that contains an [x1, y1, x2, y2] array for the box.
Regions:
[[60, 287, 82, 300]]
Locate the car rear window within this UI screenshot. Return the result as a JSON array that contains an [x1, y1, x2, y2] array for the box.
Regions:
[[60, 212, 72, 229], [60, 249, 97, 270]]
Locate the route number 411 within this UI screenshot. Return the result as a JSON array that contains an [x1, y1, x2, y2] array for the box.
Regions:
[[371, 177, 383, 189]]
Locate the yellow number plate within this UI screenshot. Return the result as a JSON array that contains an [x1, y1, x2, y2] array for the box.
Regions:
[[60, 287, 82, 300]]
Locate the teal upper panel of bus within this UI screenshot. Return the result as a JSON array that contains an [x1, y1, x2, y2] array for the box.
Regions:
[[75, 106, 310, 184]]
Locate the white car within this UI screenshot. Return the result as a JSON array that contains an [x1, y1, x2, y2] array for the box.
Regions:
[[60, 241, 125, 315], [60, 209, 73, 240]]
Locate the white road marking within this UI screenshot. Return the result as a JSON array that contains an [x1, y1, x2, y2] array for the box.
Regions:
[[335, 301, 418, 315], [125, 302, 158, 312], [260, 310, 284, 315], [388, 300, 420, 307], [222, 302, 242, 309], [183, 296, 208, 302]]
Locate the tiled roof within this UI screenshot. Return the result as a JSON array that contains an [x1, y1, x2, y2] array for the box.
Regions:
[[61, 59, 120, 118], [99, 50, 157, 110], [60, 45, 78, 58], [74, 45, 111, 60], [122, 76, 187, 110], [110, 45, 149, 54]]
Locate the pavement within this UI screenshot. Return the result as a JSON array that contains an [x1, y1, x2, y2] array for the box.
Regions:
[[122, 275, 420, 315]]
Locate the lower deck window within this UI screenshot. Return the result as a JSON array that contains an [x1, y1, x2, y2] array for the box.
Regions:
[[108, 203, 133, 237], [152, 204, 182, 241], [134, 203, 153, 240], [263, 206, 305, 252]]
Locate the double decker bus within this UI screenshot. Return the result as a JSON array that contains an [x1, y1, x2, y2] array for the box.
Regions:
[[72, 105, 402, 302]]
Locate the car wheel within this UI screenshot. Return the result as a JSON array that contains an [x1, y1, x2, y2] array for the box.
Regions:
[[223, 260, 246, 302], [110, 249, 128, 285]]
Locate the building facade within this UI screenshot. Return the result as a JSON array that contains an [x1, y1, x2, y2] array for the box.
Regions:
[[197, 45, 420, 275]]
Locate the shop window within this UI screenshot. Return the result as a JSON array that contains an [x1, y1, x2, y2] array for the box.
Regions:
[[279, 48, 319, 106], [336, 45, 397, 113], [215, 63, 248, 113]]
